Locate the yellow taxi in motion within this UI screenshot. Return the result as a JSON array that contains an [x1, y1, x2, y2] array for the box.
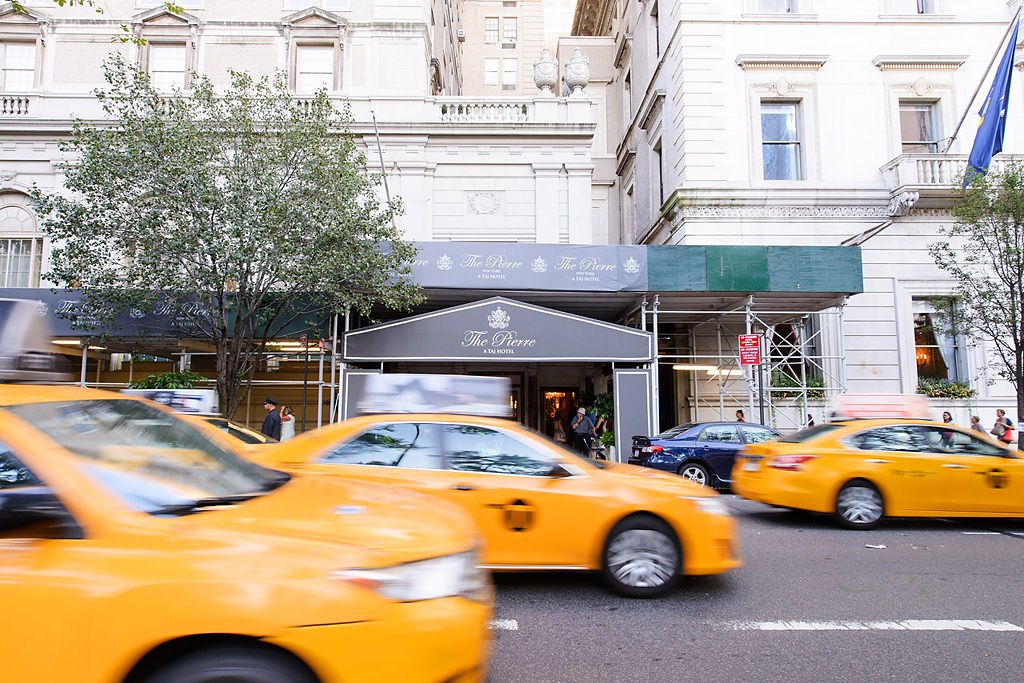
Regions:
[[733, 418, 1022, 529], [259, 413, 742, 598], [181, 413, 279, 452], [0, 386, 491, 683]]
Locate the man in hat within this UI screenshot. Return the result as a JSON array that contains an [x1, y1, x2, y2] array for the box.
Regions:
[[571, 406, 596, 456], [261, 397, 282, 441]]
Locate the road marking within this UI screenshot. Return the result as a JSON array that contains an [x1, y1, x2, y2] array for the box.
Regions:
[[728, 620, 1023, 631], [490, 619, 520, 631], [962, 531, 1001, 535]]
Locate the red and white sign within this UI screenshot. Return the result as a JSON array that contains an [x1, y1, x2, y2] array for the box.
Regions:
[[738, 334, 761, 366]]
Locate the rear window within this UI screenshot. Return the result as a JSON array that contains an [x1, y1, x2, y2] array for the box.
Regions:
[[778, 424, 845, 443], [654, 423, 696, 439]]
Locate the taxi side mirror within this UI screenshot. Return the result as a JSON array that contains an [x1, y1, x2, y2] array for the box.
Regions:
[[0, 486, 80, 538]]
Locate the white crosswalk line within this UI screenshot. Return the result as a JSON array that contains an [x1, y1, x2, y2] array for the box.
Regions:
[[728, 620, 1023, 631], [490, 619, 520, 631]]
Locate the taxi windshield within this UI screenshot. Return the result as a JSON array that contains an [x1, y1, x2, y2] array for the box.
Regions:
[[8, 399, 286, 516]]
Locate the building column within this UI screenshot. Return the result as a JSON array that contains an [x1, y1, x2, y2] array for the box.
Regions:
[[394, 162, 436, 241], [533, 163, 561, 243], [566, 163, 595, 244]]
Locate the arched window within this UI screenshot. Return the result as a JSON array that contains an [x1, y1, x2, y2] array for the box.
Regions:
[[0, 204, 42, 288]]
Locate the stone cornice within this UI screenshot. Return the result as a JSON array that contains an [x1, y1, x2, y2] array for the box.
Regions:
[[735, 55, 829, 71], [872, 55, 968, 71]]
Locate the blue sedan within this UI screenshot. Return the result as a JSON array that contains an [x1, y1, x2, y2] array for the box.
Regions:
[[629, 422, 780, 489]]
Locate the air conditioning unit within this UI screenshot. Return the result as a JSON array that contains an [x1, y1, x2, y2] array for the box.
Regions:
[[457, 29, 466, 42]]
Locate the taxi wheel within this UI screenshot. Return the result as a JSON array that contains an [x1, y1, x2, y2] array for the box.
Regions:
[[678, 463, 710, 487], [145, 647, 316, 683], [835, 481, 884, 530], [601, 515, 682, 598]]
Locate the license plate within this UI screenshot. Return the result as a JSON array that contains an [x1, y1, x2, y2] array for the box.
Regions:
[[742, 461, 760, 472]]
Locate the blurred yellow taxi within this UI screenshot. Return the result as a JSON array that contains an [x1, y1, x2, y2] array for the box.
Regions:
[[733, 418, 1022, 529], [0, 385, 491, 683], [258, 413, 741, 598]]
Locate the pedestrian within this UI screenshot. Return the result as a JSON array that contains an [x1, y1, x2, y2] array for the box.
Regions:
[[280, 404, 295, 442], [970, 415, 985, 433], [991, 409, 1015, 447], [261, 397, 282, 441], [942, 411, 953, 425], [553, 419, 567, 444], [940, 411, 954, 447], [571, 407, 596, 456], [735, 409, 746, 423], [805, 414, 815, 428]]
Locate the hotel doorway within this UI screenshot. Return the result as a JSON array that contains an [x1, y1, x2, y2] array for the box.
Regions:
[[542, 387, 579, 440]]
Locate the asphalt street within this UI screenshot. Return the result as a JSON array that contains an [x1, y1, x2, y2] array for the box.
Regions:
[[487, 496, 1024, 683]]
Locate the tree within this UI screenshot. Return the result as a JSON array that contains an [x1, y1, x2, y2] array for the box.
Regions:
[[32, 55, 422, 417], [929, 162, 1024, 447]]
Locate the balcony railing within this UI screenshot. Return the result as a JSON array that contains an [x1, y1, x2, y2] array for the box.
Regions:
[[0, 93, 589, 127], [881, 153, 1024, 191]]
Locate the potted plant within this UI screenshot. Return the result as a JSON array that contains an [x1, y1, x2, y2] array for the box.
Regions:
[[599, 430, 616, 460]]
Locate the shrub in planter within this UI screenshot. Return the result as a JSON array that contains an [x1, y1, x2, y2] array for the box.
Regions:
[[599, 430, 615, 448], [916, 378, 976, 399], [129, 370, 205, 390]]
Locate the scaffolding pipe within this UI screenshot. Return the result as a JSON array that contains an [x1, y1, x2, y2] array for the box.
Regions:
[[651, 295, 660, 436], [745, 297, 755, 423]]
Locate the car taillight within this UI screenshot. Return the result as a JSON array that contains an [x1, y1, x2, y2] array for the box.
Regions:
[[768, 455, 817, 471], [641, 445, 663, 455]]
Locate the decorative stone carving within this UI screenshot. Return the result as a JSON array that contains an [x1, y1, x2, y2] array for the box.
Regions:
[[533, 49, 558, 94], [887, 191, 920, 217], [467, 191, 503, 215], [913, 77, 930, 96], [564, 47, 590, 95]]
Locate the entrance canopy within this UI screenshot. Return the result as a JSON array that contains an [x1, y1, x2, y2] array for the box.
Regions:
[[343, 296, 654, 363]]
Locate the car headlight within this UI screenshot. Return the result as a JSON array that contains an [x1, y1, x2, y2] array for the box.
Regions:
[[328, 550, 490, 603], [683, 496, 731, 516]]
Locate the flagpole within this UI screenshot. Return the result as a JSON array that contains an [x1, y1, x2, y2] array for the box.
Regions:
[[943, 5, 1023, 153]]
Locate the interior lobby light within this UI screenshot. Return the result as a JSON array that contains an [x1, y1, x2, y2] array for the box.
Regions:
[[672, 364, 718, 372], [708, 368, 745, 377]]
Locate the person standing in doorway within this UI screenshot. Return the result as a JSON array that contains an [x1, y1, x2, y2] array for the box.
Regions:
[[280, 405, 295, 442], [261, 397, 282, 441], [571, 407, 596, 456], [735, 409, 746, 423]]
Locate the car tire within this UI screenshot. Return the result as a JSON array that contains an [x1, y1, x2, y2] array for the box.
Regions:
[[144, 646, 316, 683], [835, 480, 884, 530], [600, 515, 682, 598], [677, 462, 710, 487]]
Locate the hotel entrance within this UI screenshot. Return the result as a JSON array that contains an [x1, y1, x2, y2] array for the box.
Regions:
[[542, 387, 579, 439]]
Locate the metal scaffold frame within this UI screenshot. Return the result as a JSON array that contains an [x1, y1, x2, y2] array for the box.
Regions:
[[644, 295, 848, 432]]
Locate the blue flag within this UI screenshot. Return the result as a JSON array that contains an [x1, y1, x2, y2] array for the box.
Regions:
[[965, 20, 1020, 187]]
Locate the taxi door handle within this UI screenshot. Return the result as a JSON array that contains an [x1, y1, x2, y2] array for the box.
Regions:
[[942, 464, 968, 469], [451, 484, 475, 491], [865, 459, 891, 464]]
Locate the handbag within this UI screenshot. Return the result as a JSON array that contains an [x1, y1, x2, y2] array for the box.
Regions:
[[991, 422, 1007, 437]]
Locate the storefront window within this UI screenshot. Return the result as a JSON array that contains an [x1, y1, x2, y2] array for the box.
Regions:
[[913, 303, 961, 382]]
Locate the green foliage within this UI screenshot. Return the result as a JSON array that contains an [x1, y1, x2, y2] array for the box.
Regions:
[[32, 56, 422, 416], [129, 370, 205, 390], [931, 163, 1024, 414], [599, 430, 615, 448], [10, 2, 183, 45], [592, 392, 614, 420], [915, 378, 977, 399], [769, 371, 826, 399]]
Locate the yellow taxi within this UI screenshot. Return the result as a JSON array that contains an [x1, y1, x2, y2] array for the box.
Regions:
[[733, 417, 1022, 529], [258, 413, 742, 598], [0, 385, 491, 683]]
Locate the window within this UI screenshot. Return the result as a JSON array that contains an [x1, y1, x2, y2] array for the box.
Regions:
[[916, 0, 936, 13], [0, 205, 42, 288], [502, 58, 518, 87], [650, 0, 660, 57], [698, 426, 741, 443], [484, 58, 500, 86], [148, 44, 187, 91], [444, 425, 559, 476], [850, 426, 925, 452], [900, 102, 941, 153], [761, 101, 802, 180], [652, 138, 664, 206], [913, 301, 963, 382], [919, 427, 1004, 456], [503, 17, 518, 42], [319, 423, 441, 467], [296, 45, 335, 93], [485, 17, 499, 43], [758, 0, 796, 11], [0, 447, 40, 489], [1, 43, 35, 91], [742, 426, 778, 444]]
